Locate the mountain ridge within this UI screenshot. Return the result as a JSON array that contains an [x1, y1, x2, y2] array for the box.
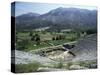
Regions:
[[15, 7, 97, 31]]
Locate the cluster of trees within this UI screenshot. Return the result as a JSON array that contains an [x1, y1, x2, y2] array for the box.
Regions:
[[29, 32, 41, 45], [85, 28, 97, 35], [52, 35, 66, 40], [16, 32, 41, 51]]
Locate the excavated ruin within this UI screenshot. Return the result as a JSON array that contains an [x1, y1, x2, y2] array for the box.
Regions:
[[12, 34, 97, 66]]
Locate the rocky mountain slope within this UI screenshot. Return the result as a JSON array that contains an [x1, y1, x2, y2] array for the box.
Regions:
[[15, 7, 97, 31]]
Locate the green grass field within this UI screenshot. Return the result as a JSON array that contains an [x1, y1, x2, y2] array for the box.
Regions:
[[16, 31, 80, 51], [15, 59, 97, 73]]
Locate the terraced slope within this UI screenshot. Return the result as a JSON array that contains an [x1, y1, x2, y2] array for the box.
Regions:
[[70, 34, 97, 61]]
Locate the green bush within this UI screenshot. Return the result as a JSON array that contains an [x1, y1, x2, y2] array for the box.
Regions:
[[16, 39, 33, 51], [78, 60, 97, 68], [65, 62, 73, 69], [53, 61, 64, 69], [15, 62, 41, 73]]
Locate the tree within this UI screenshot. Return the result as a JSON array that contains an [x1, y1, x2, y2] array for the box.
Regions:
[[31, 33, 41, 45], [34, 33, 39, 37], [52, 37, 55, 40], [56, 36, 59, 40], [35, 35, 40, 45], [29, 31, 33, 36], [59, 35, 62, 40], [54, 35, 65, 40], [31, 35, 35, 41]]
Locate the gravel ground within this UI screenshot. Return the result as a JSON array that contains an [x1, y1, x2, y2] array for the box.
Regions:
[[12, 50, 56, 65]]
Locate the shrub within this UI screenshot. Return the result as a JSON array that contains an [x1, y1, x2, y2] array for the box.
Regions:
[[16, 39, 33, 51], [53, 61, 64, 69], [65, 62, 73, 69], [15, 62, 41, 73]]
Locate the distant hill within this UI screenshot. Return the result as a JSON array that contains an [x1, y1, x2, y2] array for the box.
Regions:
[[16, 12, 40, 24], [15, 7, 97, 31]]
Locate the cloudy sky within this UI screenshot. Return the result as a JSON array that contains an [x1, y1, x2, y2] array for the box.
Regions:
[[11, 2, 97, 16]]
